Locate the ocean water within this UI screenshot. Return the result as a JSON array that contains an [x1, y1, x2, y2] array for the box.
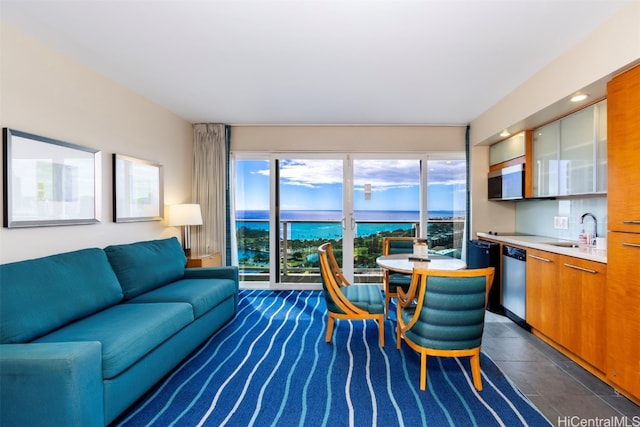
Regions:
[[236, 210, 461, 241]]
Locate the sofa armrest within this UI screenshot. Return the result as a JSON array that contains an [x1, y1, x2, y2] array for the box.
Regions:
[[184, 265, 239, 283], [0, 342, 103, 427]]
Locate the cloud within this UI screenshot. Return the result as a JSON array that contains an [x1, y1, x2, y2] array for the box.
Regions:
[[427, 160, 466, 186], [277, 159, 419, 190], [275, 159, 465, 189]]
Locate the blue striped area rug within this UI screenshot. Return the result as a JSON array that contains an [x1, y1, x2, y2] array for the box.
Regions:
[[116, 289, 551, 427]]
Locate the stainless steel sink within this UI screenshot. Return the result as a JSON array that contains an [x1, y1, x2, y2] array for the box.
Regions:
[[543, 241, 580, 248]]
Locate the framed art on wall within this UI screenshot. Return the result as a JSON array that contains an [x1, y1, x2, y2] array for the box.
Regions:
[[113, 153, 164, 222], [2, 128, 102, 228]]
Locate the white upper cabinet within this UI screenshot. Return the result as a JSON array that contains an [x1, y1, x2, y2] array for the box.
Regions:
[[560, 106, 595, 195], [532, 122, 560, 197], [490, 132, 526, 166], [531, 100, 607, 197]]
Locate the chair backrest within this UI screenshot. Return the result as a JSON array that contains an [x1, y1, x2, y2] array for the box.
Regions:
[[318, 242, 358, 315], [383, 237, 415, 255], [407, 267, 495, 351]]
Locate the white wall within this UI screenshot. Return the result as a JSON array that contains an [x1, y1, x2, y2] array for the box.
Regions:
[[0, 23, 193, 263]]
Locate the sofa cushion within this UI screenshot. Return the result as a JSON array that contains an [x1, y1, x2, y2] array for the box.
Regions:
[[0, 248, 123, 344], [126, 278, 238, 318], [104, 237, 187, 299], [34, 303, 194, 379]]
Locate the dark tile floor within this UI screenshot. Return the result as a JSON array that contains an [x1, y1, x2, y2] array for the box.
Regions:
[[483, 311, 640, 426]]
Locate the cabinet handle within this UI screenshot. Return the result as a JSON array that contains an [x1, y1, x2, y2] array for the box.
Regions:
[[529, 254, 552, 263], [622, 242, 640, 249], [622, 220, 640, 224], [563, 263, 597, 274]]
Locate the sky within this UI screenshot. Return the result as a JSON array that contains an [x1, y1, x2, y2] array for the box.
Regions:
[[234, 158, 466, 213]]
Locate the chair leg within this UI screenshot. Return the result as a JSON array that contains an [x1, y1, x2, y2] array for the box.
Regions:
[[470, 349, 483, 391], [377, 315, 385, 347], [385, 294, 391, 319], [325, 315, 334, 343], [420, 352, 427, 391]]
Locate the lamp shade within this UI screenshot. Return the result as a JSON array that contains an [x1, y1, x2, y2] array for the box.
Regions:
[[168, 204, 203, 226]]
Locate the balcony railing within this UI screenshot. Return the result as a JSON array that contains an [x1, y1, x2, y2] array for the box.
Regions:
[[236, 218, 464, 283]]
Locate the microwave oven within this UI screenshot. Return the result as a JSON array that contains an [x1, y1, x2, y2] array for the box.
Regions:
[[488, 164, 524, 200]]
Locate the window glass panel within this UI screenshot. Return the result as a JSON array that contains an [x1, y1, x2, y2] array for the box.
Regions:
[[279, 158, 343, 284], [234, 159, 270, 283], [352, 159, 420, 283], [427, 159, 466, 259], [233, 153, 467, 286]]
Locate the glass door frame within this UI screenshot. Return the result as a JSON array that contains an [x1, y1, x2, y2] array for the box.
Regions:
[[272, 152, 354, 283], [272, 152, 433, 284], [232, 150, 465, 286]]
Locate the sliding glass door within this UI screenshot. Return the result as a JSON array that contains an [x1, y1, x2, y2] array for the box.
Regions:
[[425, 159, 467, 258], [232, 153, 466, 286], [233, 158, 271, 282], [277, 157, 348, 284], [351, 158, 421, 283]]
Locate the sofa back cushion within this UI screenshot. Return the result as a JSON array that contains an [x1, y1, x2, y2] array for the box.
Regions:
[[0, 248, 123, 344], [104, 237, 186, 299]]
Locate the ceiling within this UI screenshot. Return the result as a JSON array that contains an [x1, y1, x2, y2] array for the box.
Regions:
[[0, 0, 631, 126]]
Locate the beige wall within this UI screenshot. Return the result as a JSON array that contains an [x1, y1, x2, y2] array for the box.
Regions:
[[0, 23, 193, 263], [3, 1, 638, 263], [232, 125, 466, 153], [468, 1, 640, 239], [469, 145, 516, 236], [470, 1, 640, 146]]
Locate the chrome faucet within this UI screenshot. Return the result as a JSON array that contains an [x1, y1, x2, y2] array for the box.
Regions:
[[580, 213, 597, 244]]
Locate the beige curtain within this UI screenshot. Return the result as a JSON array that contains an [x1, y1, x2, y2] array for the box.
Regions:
[[191, 123, 226, 260]]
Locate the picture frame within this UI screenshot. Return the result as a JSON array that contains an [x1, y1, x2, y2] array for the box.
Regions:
[[113, 153, 164, 222], [2, 128, 102, 228]]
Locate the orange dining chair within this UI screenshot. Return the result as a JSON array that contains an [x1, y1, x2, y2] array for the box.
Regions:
[[381, 237, 414, 318], [318, 242, 385, 346]]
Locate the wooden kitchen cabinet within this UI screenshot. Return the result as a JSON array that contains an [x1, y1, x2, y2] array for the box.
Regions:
[[559, 256, 606, 371], [608, 64, 640, 233], [606, 63, 640, 402], [606, 232, 640, 400], [526, 249, 606, 371], [526, 249, 560, 339]]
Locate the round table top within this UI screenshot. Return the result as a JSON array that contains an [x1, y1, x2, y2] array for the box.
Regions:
[[375, 253, 466, 274]]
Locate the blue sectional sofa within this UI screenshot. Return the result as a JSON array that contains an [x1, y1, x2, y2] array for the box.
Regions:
[[0, 237, 239, 427]]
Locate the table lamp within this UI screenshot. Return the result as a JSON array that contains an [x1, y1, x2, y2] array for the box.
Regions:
[[168, 204, 203, 257]]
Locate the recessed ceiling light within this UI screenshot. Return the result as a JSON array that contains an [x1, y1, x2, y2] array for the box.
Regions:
[[499, 130, 511, 137], [570, 94, 589, 102]]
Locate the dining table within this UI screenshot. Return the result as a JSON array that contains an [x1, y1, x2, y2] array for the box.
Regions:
[[375, 253, 466, 274]]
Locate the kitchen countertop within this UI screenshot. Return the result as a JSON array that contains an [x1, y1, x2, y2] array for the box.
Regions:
[[476, 232, 607, 264]]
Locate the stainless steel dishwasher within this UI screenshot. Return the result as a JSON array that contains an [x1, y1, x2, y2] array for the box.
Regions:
[[502, 245, 529, 329]]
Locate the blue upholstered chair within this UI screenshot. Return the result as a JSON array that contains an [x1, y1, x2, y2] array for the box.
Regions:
[[382, 237, 415, 318], [318, 243, 385, 346], [396, 267, 495, 391]]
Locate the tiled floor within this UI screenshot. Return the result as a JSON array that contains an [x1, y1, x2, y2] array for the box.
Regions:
[[483, 311, 640, 426]]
